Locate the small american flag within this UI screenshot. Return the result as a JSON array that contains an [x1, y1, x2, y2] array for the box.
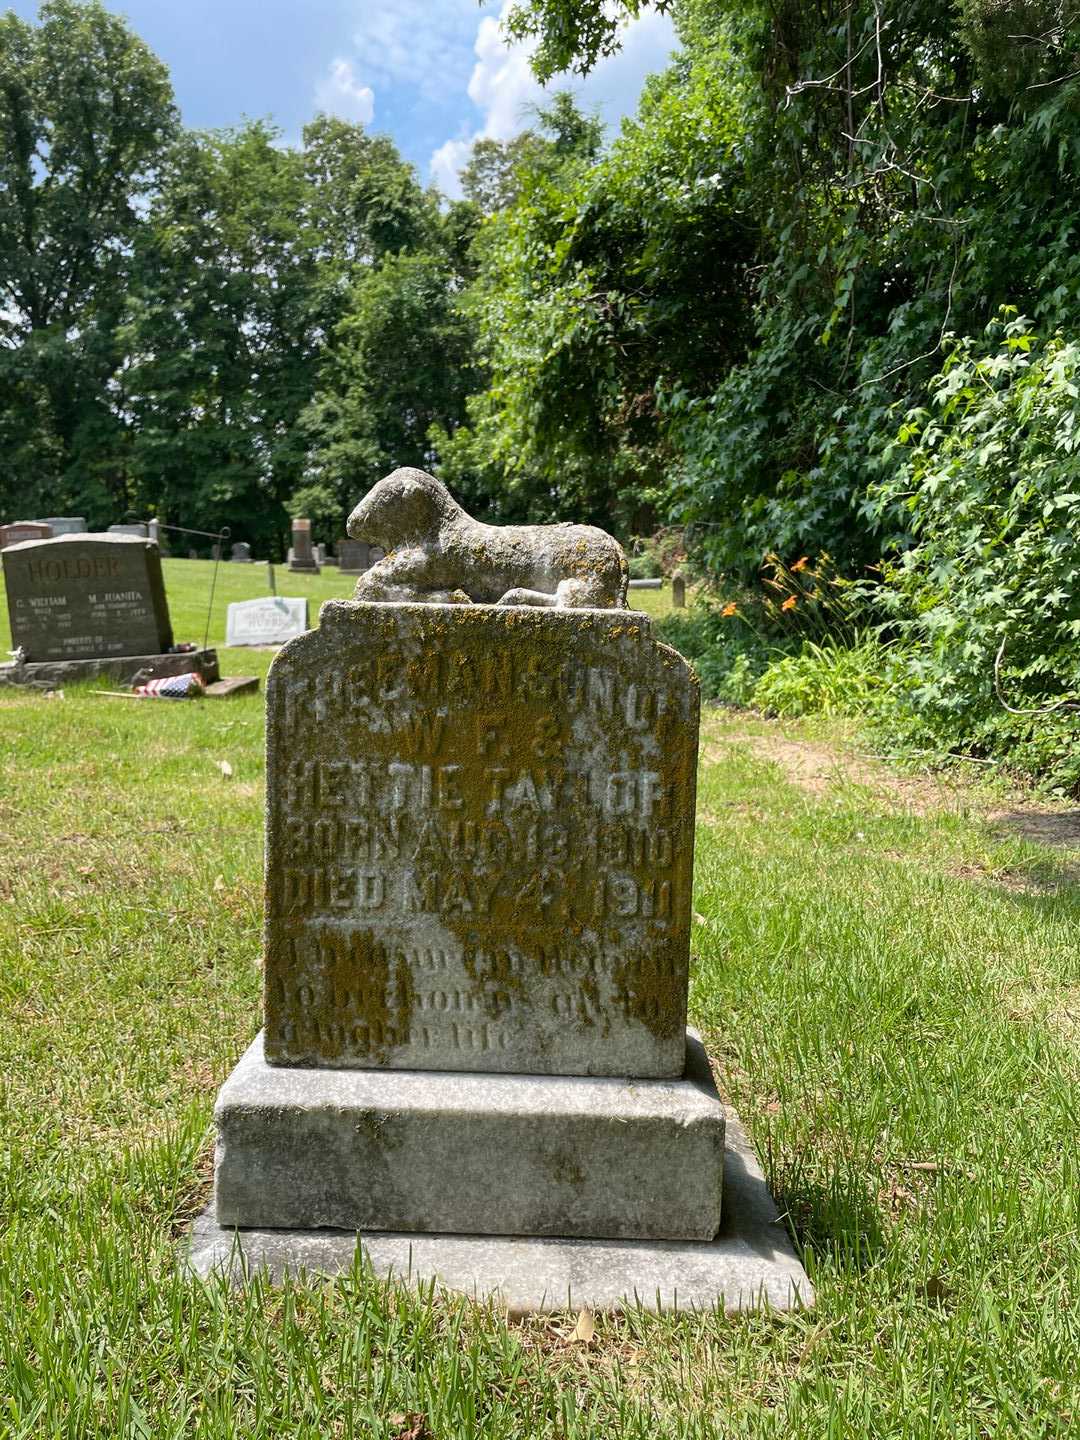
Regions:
[[133, 672, 206, 699]]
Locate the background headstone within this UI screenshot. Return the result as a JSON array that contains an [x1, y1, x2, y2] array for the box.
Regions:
[[226, 596, 308, 647], [108, 523, 148, 538], [231, 542, 253, 563], [36, 517, 86, 536], [0, 522, 52, 549], [289, 518, 319, 573], [263, 602, 698, 1078], [314, 543, 326, 566], [337, 538, 372, 574], [672, 572, 686, 608], [2, 534, 173, 661]]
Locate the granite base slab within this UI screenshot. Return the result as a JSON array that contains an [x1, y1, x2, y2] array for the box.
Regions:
[[0, 647, 220, 689], [205, 676, 260, 699], [188, 1103, 810, 1314], [213, 1031, 725, 1241]]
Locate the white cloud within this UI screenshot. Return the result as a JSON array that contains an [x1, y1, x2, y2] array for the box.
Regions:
[[314, 57, 375, 126], [348, 0, 499, 103], [431, 1, 678, 197]]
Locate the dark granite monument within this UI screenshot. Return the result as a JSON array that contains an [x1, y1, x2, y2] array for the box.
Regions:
[[5, 534, 171, 661], [336, 538, 384, 575], [1, 534, 218, 688]]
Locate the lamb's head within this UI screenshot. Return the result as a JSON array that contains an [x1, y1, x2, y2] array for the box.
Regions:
[[347, 468, 460, 548]]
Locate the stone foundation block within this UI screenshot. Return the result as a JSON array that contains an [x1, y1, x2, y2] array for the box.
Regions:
[[214, 1030, 725, 1242], [0, 647, 220, 689]]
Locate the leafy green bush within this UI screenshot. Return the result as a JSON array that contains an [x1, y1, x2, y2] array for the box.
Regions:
[[658, 551, 874, 705], [657, 602, 774, 704], [628, 550, 662, 580], [752, 636, 901, 719], [868, 313, 1080, 787], [628, 527, 687, 579]]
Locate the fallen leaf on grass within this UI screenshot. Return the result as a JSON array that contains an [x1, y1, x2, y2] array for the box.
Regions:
[[217, 759, 233, 779], [388, 1414, 431, 1440], [572, 1308, 596, 1345], [213, 874, 226, 893], [44, 689, 64, 700], [920, 1274, 951, 1303]]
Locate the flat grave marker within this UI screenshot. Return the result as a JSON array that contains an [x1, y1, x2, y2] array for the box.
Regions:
[[226, 596, 308, 648]]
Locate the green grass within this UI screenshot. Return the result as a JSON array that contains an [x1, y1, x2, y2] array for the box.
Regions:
[[2, 646, 1078, 1433]]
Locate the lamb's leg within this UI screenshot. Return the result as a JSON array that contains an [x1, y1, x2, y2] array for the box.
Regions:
[[497, 586, 558, 607], [354, 548, 473, 604]]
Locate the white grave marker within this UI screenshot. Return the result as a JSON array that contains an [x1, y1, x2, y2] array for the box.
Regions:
[[226, 596, 309, 647]]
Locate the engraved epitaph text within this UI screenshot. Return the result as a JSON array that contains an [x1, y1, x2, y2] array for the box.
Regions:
[[264, 602, 698, 1077], [2, 534, 173, 661]]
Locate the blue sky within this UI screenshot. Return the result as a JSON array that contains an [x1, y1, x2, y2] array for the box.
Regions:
[[9, 1, 678, 195]]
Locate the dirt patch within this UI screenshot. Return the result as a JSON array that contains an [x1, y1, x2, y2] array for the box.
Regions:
[[705, 714, 1080, 854], [946, 861, 1077, 896], [704, 727, 961, 817], [986, 809, 1080, 848]]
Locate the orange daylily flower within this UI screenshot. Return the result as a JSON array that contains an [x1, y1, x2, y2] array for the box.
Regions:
[[721, 602, 738, 617], [791, 556, 810, 573], [781, 595, 797, 611]]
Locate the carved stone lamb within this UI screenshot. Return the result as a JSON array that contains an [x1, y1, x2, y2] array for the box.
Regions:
[[346, 468, 628, 609]]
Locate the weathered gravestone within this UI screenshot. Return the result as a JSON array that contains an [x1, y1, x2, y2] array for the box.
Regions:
[[0, 522, 52, 549], [231, 542, 253, 563], [289, 518, 319, 573], [0, 534, 218, 687], [226, 596, 308, 647], [262, 604, 695, 1077], [672, 571, 686, 608], [195, 469, 812, 1312], [108, 522, 148, 538]]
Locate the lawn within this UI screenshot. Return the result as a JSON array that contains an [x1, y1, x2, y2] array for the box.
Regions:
[[1, 575, 1078, 1436]]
